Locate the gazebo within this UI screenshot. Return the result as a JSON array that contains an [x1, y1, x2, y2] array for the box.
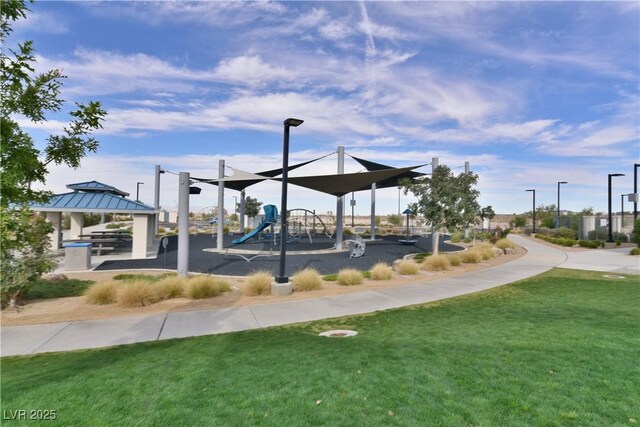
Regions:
[[30, 181, 157, 259]]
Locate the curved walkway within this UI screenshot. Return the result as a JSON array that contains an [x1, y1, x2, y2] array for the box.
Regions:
[[1, 235, 634, 357]]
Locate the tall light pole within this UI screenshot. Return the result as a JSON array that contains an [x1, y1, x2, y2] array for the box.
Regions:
[[621, 194, 626, 226], [276, 118, 303, 285], [526, 189, 536, 233], [136, 182, 144, 202], [608, 173, 625, 242], [557, 181, 567, 226], [154, 165, 165, 233], [634, 163, 639, 223]]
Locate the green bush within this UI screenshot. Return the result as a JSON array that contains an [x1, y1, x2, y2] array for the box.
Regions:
[[322, 274, 338, 281], [450, 231, 463, 243], [550, 227, 577, 239], [578, 240, 600, 249], [630, 247, 640, 255], [106, 222, 125, 229]]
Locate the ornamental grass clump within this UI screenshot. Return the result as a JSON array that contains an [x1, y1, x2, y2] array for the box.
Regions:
[[117, 280, 156, 307], [370, 263, 393, 280], [473, 242, 496, 260], [336, 268, 364, 286], [154, 276, 185, 300], [186, 276, 230, 299], [495, 238, 515, 251], [291, 268, 322, 292], [422, 254, 451, 271], [448, 254, 462, 266], [460, 248, 483, 264], [84, 280, 119, 305], [396, 260, 420, 275], [243, 271, 272, 296]]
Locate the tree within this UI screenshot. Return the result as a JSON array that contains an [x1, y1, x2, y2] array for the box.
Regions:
[[243, 196, 263, 219], [0, 0, 107, 305], [480, 206, 496, 232], [402, 165, 480, 255], [386, 214, 402, 227]]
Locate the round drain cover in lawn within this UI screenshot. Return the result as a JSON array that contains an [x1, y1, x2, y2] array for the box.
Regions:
[[319, 330, 358, 338]]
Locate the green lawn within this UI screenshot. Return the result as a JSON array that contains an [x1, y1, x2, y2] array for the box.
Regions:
[[2, 268, 638, 426]]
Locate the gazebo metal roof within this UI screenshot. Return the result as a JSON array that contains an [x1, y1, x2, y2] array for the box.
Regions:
[[30, 181, 155, 214]]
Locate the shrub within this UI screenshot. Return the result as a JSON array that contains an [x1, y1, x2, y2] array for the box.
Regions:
[[186, 276, 230, 299], [630, 247, 640, 255], [422, 254, 451, 271], [154, 276, 185, 299], [370, 263, 393, 280], [117, 281, 156, 307], [291, 268, 323, 291], [322, 274, 338, 281], [85, 280, 119, 305], [243, 271, 272, 296], [413, 252, 430, 262], [336, 269, 364, 286], [460, 248, 482, 264], [448, 254, 462, 266], [472, 242, 495, 260], [450, 231, 463, 243], [396, 260, 420, 275], [495, 238, 515, 251], [550, 227, 577, 239], [578, 240, 600, 249]]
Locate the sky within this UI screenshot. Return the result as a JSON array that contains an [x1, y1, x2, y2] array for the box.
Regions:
[[10, 0, 640, 216]]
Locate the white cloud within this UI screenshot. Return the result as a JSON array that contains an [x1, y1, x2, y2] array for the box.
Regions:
[[213, 55, 292, 87]]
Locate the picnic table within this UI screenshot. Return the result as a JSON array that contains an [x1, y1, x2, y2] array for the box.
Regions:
[[91, 229, 130, 234], [63, 233, 132, 255]]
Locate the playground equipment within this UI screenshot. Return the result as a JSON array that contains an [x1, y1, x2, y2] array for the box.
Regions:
[[232, 204, 278, 245], [286, 208, 333, 243], [399, 208, 418, 245]]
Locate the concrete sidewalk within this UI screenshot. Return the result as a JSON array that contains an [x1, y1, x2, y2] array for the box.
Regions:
[[1, 235, 633, 357]]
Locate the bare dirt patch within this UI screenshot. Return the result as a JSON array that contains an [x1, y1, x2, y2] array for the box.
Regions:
[[2, 246, 525, 326]]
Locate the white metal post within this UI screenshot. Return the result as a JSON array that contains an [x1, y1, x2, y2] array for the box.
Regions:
[[177, 172, 190, 276]]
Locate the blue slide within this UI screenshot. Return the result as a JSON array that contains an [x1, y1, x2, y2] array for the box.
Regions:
[[232, 205, 278, 245]]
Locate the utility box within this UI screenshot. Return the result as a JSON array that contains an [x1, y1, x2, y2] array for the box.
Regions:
[[64, 242, 92, 271]]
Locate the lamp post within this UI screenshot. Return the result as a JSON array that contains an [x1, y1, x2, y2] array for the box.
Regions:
[[621, 194, 626, 226], [557, 181, 567, 226], [276, 118, 303, 285], [154, 165, 165, 233], [608, 173, 625, 242], [634, 163, 639, 223], [526, 189, 536, 233], [136, 182, 144, 202]]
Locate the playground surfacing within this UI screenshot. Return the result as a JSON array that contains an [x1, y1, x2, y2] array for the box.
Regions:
[[96, 234, 462, 276]]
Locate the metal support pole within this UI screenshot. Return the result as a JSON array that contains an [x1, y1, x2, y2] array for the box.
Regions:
[[621, 194, 625, 226], [608, 174, 613, 242], [277, 125, 292, 283], [239, 189, 246, 233], [526, 189, 536, 233], [336, 146, 344, 250], [634, 163, 638, 223], [370, 183, 376, 241], [177, 172, 190, 276], [217, 159, 225, 251], [154, 165, 161, 234]]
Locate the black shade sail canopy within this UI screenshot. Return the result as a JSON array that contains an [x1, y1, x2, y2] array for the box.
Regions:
[[283, 164, 427, 197], [349, 155, 427, 190], [191, 154, 332, 192]]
